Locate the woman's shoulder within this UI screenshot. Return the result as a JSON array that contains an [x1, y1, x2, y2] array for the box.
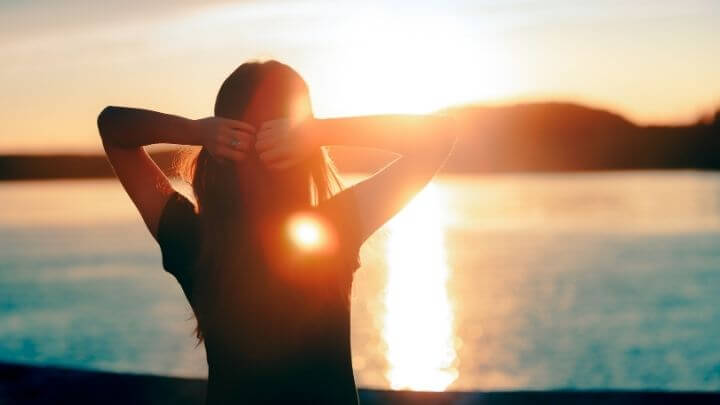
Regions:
[[156, 190, 201, 278]]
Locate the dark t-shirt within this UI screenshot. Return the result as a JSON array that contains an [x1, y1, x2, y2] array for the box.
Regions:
[[156, 189, 364, 404]]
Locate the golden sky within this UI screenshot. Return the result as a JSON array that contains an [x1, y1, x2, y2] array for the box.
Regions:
[[1, 0, 718, 153]]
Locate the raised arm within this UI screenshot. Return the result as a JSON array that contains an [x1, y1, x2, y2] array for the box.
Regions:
[[97, 106, 254, 237], [255, 114, 458, 243]]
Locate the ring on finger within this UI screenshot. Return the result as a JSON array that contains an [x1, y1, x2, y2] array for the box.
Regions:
[[230, 139, 241, 149]]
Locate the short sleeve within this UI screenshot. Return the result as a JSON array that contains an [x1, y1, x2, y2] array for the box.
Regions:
[[156, 191, 200, 284], [315, 187, 365, 271]]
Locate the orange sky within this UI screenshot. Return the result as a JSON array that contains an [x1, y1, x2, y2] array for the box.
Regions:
[[1, 0, 718, 153]]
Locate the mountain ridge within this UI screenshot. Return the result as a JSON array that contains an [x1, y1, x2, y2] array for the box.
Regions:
[[1, 102, 718, 180]]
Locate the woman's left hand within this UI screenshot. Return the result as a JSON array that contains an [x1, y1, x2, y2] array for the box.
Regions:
[[255, 118, 316, 170]]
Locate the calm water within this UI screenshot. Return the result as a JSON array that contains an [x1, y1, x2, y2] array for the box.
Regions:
[[1, 172, 719, 391]]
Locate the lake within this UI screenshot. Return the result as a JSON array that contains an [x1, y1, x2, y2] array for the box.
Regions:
[[1, 172, 719, 391]]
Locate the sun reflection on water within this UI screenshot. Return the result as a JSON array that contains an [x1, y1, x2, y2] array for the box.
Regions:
[[382, 183, 458, 391]]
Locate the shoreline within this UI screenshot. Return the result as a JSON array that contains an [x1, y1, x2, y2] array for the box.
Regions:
[[1, 361, 717, 404]]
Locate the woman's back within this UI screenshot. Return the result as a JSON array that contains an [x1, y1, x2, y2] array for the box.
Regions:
[[157, 189, 364, 403]]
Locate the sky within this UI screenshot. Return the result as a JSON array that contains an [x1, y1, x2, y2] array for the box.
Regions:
[[1, 0, 718, 153]]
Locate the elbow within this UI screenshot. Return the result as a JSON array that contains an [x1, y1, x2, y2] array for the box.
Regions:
[[97, 106, 121, 144], [97, 106, 116, 134]]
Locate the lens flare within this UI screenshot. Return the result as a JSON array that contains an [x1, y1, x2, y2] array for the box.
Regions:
[[294, 220, 321, 247], [287, 213, 332, 253]]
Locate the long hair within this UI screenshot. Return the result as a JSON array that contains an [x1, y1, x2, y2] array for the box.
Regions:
[[177, 60, 343, 344]]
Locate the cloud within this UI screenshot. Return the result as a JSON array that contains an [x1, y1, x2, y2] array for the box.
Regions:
[[0, 0, 240, 44]]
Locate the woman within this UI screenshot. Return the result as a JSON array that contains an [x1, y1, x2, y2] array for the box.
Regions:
[[97, 60, 456, 404]]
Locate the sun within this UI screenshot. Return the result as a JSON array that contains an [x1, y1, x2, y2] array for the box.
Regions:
[[309, 12, 509, 117]]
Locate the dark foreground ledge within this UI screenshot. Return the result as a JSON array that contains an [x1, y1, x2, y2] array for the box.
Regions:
[[0, 361, 717, 404]]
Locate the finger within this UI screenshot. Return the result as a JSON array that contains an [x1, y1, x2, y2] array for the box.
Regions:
[[255, 135, 282, 152], [221, 119, 255, 133], [259, 147, 286, 164], [216, 146, 247, 162], [221, 130, 251, 146], [260, 118, 289, 132], [227, 132, 255, 145], [216, 134, 243, 152], [216, 132, 233, 146], [256, 130, 277, 144], [236, 131, 254, 143], [224, 128, 254, 142], [269, 159, 297, 170], [224, 138, 251, 152], [228, 141, 251, 152], [259, 119, 279, 131]]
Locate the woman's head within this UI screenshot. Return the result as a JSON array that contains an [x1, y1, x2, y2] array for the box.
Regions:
[[183, 60, 339, 217], [178, 60, 342, 343], [216, 60, 313, 130]]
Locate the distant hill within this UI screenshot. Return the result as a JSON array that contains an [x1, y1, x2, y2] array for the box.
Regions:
[[440, 102, 720, 172], [0, 152, 176, 181], [333, 102, 720, 172], [1, 102, 719, 180]]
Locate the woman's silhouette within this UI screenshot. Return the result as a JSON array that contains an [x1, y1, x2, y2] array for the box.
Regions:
[[97, 60, 457, 404]]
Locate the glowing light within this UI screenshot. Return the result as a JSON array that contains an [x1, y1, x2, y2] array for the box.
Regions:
[[309, 13, 507, 117], [295, 221, 321, 246], [288, 213, 330, 252], [382, 183, 459, 391]]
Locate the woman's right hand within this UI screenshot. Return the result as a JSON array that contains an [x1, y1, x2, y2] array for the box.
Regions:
[[255, 118, 317, 170], [194, 117, 256, 163]]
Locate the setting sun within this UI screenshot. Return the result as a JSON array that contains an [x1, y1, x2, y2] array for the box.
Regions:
[[310, 12, 508, 117]]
